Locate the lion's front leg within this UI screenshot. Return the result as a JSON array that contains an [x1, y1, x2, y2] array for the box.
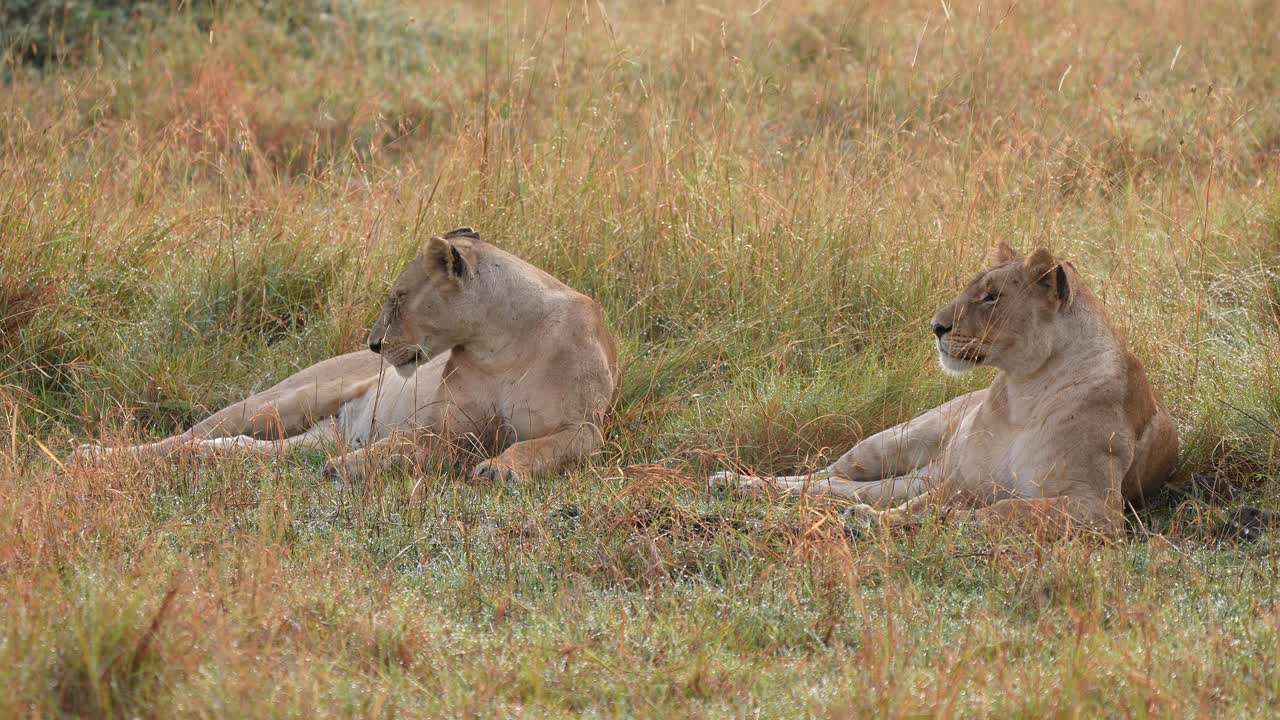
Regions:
[[965, 494, 1123, 538], [470, 423, 604, 484], [843, 485, 975, 531], [853, 487, 1122, 538], [323, 430, 455, 485], [826, 390, 983, 481]]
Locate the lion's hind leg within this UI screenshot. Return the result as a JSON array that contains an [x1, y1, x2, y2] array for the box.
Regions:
[[79, 419, 339, 465], [72, 392, 307, 465], [709, 469, 931, 508], [185, 419, 338, 459], [185, 374, 374, 442], [74, 371, 374, 464], [72, 432, 199, 464]]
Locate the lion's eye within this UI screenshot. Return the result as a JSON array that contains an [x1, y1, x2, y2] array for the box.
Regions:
[[982, 292, 998, 304], [388, 291, 407, 315]]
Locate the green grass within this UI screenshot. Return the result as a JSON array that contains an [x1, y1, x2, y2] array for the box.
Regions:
[[3, 0, 1280, 715]]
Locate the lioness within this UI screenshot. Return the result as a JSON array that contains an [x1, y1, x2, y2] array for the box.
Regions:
[[711, 242, 1178, 536], [75, 227, 619, 484]]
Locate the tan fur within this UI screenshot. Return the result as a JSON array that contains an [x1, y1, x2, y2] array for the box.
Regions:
[[711, 242, 1179, 537], [74, 228, 619, 485]]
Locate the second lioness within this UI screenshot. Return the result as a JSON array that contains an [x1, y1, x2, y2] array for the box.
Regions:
[[76, 227, 618, 483], [712, 243, 1178, 536]]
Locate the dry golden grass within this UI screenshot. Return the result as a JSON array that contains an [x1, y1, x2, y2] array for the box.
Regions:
[[3, 0, 1280, 716]]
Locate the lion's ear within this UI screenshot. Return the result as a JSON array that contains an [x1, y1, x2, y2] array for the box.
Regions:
[[442, 226, 480, 241], [991, 241, 1021, 265], [424, 235, 470, 283], [1024, 249, 1071, 306]]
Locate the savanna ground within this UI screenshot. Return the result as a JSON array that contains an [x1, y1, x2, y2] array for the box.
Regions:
[[3, 0, 1280, 716]]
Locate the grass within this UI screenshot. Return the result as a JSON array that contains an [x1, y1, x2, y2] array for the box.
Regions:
[[3, 0, 1280, 715]]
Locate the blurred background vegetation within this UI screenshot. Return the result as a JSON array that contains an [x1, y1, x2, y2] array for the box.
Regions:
[[3, 0, 1278, 478]]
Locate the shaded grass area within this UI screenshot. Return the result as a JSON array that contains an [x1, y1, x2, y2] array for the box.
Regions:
[[3, 0, 1280, 715]]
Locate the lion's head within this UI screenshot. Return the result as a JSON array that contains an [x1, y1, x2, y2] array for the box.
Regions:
[[930, 242, 1076, 376], [367, 227, 485, 377]]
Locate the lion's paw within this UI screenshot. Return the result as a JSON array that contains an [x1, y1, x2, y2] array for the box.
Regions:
[[707, 470, 746, 495], [844, 503, 882, 535], [471, 460, 523, 485], [70, 442, 105, 464], [323, 457, 366, 488]]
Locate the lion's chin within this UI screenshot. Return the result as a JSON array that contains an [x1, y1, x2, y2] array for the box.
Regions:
[[938, 350, 982, 376], [390, 350, 428, 378]]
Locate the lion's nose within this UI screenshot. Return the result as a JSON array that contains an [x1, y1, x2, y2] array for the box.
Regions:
[[932, 322, 951, 339], [369, 339, 382, 354]]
